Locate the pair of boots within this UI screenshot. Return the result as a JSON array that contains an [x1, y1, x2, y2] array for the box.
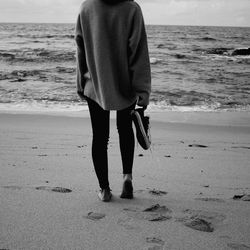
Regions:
[[98, 175, 133, 202]]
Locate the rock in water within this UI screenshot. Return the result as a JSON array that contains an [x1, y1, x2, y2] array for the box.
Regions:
[[207, 48, 230, 55], [232, 48, 250, 56], [242, 194, 250, 201], [184, 218, 214, 232], [233, 194, 245, 200], [233, 194, 250, 201]]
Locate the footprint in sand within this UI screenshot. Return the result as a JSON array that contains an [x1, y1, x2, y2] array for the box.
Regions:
[[184, 218, 214, 232], [164, 155, 171, 158], [123, 209, 155, 221], [144, 238, 165, 250], [176, 209, 226, 233], [231, 146, 250, 150], [182, 209, 226, 223], [123, 204, 172, 222], [2, 185, 22, 190], [149, 215, 172, 222], [145, 246, 163, 250], [195, 197, 225, 202], [117, 216, 140, 230], [35, 186, 72, 193], [148, 189, 167, 196], [143, 204, 172, 213], [219, 235, 232, 240], [188, 144, 208, 148], [84, 212, 106, 221], [146, 237, 165, 246], [227, 243, 250, 250]]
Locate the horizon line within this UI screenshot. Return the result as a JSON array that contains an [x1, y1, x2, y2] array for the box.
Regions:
[[0, 21, 250, 29]]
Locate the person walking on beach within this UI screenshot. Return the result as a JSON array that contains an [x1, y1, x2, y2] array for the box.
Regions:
[[75, 0, 151, 202]]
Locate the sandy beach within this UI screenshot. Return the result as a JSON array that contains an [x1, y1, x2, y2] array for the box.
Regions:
[[0, 111, 250, 250]]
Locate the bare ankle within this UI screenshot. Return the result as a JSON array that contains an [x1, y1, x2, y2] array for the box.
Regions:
[[123, 174, 132, 181]]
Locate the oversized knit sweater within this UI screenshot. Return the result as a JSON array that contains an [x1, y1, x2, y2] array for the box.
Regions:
[[75, 0, 151, 110]]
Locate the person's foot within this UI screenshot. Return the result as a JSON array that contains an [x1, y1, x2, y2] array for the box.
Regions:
[[120, 178, 133, 199], [98, 188, 112, 202]]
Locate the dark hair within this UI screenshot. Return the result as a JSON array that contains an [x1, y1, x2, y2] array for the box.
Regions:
[[101, 0, 134, 5]]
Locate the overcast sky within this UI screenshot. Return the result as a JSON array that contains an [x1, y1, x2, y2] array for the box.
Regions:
[[0, 0, 249, 27]]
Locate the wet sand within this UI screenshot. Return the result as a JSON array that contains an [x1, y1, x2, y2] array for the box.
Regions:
[[0, 111, 250, 250]]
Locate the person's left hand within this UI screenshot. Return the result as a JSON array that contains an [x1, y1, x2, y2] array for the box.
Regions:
[[137, 93, 149, 107]]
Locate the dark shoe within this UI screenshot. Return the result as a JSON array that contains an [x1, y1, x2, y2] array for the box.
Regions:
[[98, 188, 112, 202], [120, 180, 133, 199], [131, 108, 151, 150]]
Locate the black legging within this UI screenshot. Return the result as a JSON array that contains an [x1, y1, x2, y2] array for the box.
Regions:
[[86, 97, 135, 190]]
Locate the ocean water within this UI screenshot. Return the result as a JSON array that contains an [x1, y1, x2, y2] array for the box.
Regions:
[[0, 23, 250, 112]]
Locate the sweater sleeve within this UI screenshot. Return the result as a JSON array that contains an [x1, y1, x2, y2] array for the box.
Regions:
[[128, 4, 151, 106], [75, 14, 88, 99]]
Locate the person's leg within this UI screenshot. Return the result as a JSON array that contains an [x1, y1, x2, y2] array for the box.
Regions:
[[117, 103, 136, 198], [86, 98, 110, 191], [116, 103, 136, 176]]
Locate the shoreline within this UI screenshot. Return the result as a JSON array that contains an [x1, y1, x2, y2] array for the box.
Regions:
[[0, 109, 249, 127]]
